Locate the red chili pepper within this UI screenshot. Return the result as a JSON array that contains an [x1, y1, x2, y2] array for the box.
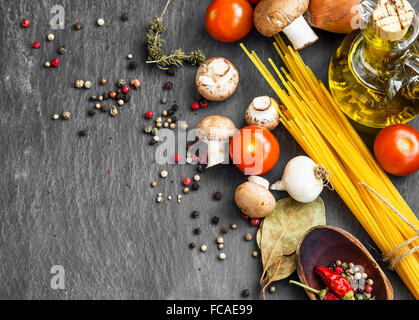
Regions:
[[289, 280, 339, 300], [315, 266, 355, 300]]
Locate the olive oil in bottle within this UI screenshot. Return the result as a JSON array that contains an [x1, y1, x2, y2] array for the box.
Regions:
[[329, 0, 419, 128]]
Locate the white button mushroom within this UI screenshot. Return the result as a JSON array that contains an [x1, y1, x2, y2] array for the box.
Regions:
[[235, 176, 276, 218], [254, 0, 319, 50], [195, 57, 239, 102], [245, 96, 281, 131], [195, 115, 237, 168]]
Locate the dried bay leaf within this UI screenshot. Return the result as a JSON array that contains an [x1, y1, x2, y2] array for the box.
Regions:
[[257, 197, 326, 293]]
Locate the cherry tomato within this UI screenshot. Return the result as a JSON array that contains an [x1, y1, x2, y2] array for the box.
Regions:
[[374, 124, 419, 176], [205, 0, 253, 43], [230, 125, 280, 175]]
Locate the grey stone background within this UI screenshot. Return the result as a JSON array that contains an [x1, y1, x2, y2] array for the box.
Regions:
[[0, 0, 417, 300]]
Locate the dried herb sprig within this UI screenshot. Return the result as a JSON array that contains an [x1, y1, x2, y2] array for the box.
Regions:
[[146, 0, 205, 70]]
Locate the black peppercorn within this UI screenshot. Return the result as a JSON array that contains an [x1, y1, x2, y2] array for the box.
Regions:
[[116, 93, 124, 100], [149, 139, 156, 146], [164, 82, 173, 89], [129, 61, 138, 70], [242, 289, 250, 298], [193, 228, 201, 235], [197, 164, 206, 173], [90, 96, 98, 102], [329, 262, 337, 269], [58, 46, 67, 55], [167, 110, 174, 117], [171, 116, 177, 123], [171, 104, 179, 112], [79, 129, 88, 137], [191, 211, 199, 218], [166, 67, 176, 76], [191, 182, 200, 191], [221, 227, 228, 234], [189, 243, 196, 249], [121, 13, 129, 21], [101, 105, 109, 113], [103, 92, 110, 100], [212, 216, 220, 225], [213, 191, 222, 200], [122, 94, 131, 103], [73, 22, 82, 30], [88, 109, 96, 116]]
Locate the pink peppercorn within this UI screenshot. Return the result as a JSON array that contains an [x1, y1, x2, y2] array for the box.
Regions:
[[334, 266, 344, 274], [250, 218, 260, 227], [122, 85, 130, 94], [145, 111, 153, 119], [364, 285, 373, 293], [191, 102, 200, 111], [200, 100, 209, 108], [174, 154, 181, 163], [240, 213, 249, 221], [32, 42, 41, 49], [22, 19, 31, 28], [183, 178, 191, 186], [51, 58, 60, 67]]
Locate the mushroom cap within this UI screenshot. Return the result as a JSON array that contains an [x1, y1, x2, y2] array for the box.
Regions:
[[235, 181, 276, 218], [254, 0, 309, 37], [245, 96, 281, 131], [197, 115, 236, 141], [195, 57, 239, 102]]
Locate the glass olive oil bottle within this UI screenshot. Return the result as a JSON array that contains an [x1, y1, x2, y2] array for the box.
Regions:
[[329, 0, 419, 128]]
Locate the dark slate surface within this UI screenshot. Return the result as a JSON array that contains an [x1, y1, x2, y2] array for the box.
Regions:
[[0, 0, 417, 300]]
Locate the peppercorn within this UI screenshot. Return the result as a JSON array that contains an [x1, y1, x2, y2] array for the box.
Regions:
[[250, 218, 260, 227], [170, 116, 177, 124], [244, 233, 252, 241], [171, 104, 179, 112], [84, 81, 92, 89], [166, 67, 176, 76], [329, 262, 337, 269], [97, 18, 105, 26], [79, 129, 88, 137], [47, 33, 55, 41], [200, 245, 207, 252], [131, 79, 141, 89], [191, 102, 200, 111], [51, 58, 60, 67], [197, 164, 206, 173], [121, 13, 129, 21], [62, 112, 70, 120], [213, 191, 222, 200], [193, 228, 201, 235], [73, 22, 82, 30], [211, 216, 220, 225], [109, 90, 117, 99], [169, 123, 176, 130], [200, 100, 209, 108], [151, 128, 159, 136], [160, 170, 168, 178], [231, 224, 237, 230], [75, 80, 84, 88], [122, 85, 130, 94], [183, 187, 190, 194], [32, 42, 41, 49], [269, 286, 276, 293], [191, 182, 200, 191], [129, 61, 138, 70], [52, 114, 60, 120], [164, 82, 173, 89], [221, 227, 228, 234], [218, 253, 226, 260], [149, 139, 156, 146], [191, 211, 199, 218], [88, 109, 96, 116], [117, 99, 124, 106], [183, 178, 191, 186], [216, 237, 224, 244], [167, 110, 174, 117], [218, 244, 224, 250], [122, 94, 131, 103], [241, 289, 250, 298], [101, 105, 109, 113], [144, 126, 152, 134], [110, 107, 118, 117], [127, 53, 133, 59], [117, 79, 126, 88], [189, 243, 196, 249], [252, 251, 259, 258], [58, 46, 67, 55], [145, 111, 153, 119], [161, 97, 167, 104], [22, 19, 31, 28], [44, 61, 51, 68]]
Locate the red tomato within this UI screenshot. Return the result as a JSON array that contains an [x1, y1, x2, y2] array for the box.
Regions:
[[205, 0, 253, 43], [230, 125, 280, 175], [374, 124, 419, 176]]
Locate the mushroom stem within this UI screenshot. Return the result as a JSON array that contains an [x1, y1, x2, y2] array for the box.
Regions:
[[207, 140, 229, 168], [282, 15, 319, 50], [270, 180, 285, 191], [248, 176, 270, 190]]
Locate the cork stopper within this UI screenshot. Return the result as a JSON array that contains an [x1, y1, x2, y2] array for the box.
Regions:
[[372, 0, 415, 41]]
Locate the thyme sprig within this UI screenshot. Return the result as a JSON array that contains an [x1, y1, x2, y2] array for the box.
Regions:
[[146, 1, 205, 70]]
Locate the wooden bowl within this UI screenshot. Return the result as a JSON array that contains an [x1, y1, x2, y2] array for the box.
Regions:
[[296, 225, 393, 300]]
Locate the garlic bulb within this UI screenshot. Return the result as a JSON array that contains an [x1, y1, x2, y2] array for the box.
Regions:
[[270, 156, 328, 203]]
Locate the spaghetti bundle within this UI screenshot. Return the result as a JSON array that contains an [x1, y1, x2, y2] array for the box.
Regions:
[[241, 36, 419, 299]]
